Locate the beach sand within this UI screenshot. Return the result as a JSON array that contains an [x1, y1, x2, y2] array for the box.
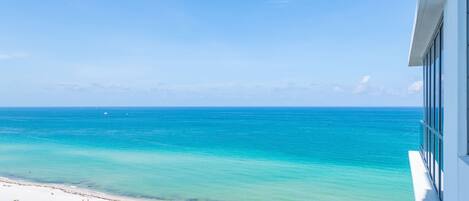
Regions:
[[0, 177, 155, 201]]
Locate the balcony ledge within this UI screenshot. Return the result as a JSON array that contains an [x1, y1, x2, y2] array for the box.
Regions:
[[408, 151, 440, 201]]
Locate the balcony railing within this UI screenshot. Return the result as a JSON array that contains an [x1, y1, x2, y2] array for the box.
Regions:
[[420, 120, 443, 200]]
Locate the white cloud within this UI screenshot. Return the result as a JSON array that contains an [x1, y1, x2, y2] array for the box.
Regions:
[[408, 81, 423, 94], [0, 53, 29, 60], [333, 86, 344, 92], [353, 75, 371, 94], [360, 75, 371, 84], [55, 82, 131, 92]]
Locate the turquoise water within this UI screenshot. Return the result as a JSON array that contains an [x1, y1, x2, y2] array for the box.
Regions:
[[0, 107, 419, 201]]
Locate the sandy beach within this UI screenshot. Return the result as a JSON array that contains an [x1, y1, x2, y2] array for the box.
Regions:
[[0, 177, 154, 201]]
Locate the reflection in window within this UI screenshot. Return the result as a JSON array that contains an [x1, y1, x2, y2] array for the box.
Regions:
[[420, 24, 443, 200]]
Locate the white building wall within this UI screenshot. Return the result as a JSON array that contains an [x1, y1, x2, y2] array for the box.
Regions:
[[443, 0, 469, 200], [457, 0, 469, 200]]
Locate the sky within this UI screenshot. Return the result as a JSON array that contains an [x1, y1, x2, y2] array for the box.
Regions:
[[0, 0, 422, 107]]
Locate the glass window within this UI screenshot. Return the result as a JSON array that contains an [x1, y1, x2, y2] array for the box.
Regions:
[[420, 24, 443, 200], [435, 34, 440, 134], [427, 53, 431, 162], [430, 45, 435, 179]]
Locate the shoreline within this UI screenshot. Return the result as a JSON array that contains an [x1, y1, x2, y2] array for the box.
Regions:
[[0, 177, 160, 201]]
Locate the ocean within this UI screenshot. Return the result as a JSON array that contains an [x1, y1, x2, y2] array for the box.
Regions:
[[0, 107, 420, 201]]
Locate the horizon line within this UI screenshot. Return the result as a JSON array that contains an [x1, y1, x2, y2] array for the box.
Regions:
[[0, 105, 423, 108]]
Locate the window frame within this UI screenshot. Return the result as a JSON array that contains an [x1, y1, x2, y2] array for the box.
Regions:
[[420, 20, 444, 200]]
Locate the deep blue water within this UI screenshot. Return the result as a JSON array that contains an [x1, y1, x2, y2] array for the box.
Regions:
[[0, 107, 420, 201]]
